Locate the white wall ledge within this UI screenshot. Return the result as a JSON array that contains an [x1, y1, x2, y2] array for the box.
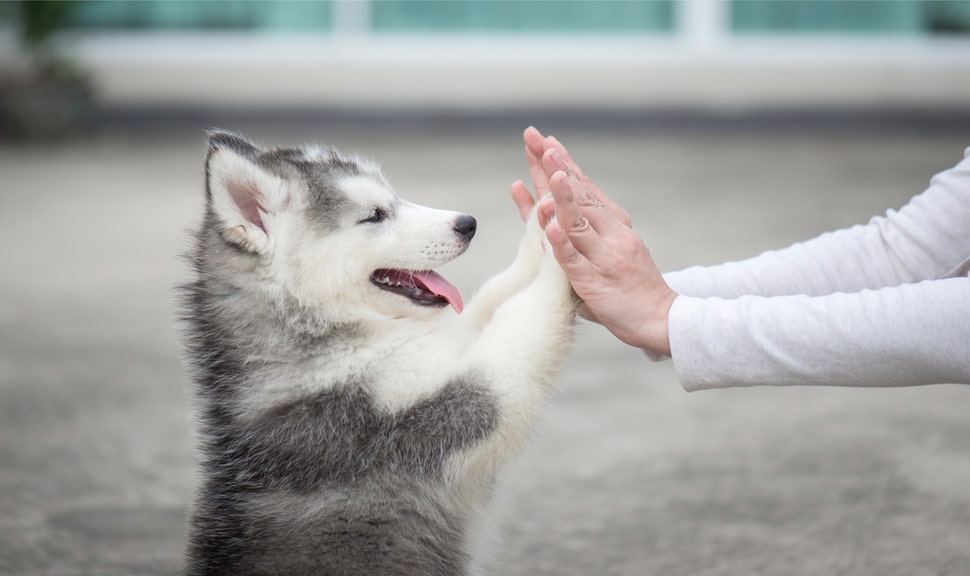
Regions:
[[4, 30, 969, 110]]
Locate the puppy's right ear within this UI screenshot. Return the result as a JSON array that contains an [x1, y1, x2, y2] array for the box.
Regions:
[[205, 130, 289, 253]]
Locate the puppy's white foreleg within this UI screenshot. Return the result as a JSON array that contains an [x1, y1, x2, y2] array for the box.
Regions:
[[460, 209, 546, 331], [459, 244, 580, 473]]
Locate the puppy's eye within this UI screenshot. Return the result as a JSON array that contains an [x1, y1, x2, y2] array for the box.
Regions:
[[359, 207, 387, 224]]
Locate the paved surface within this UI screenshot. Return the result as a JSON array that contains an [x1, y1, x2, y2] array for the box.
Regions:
[[1, 123, 968, 575]]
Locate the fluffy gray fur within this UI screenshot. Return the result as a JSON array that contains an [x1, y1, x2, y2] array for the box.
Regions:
[[181, 132, 500, 575], [182, 131, 576, 576]]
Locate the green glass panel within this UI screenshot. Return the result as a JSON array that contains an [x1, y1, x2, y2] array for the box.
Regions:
[[147, 1, 255, 29], [62, 0, 970, 36], [67, 1, 332, 31], [68, 1, 145, 29], [924, 0, 970, 34], [259, 2, 333, 31], [0, 3, 15, 26], [372, 0, 674, 33], [731, 0, 937, 35]]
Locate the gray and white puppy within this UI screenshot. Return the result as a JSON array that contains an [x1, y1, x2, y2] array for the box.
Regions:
[[181, 131, 578, 575]]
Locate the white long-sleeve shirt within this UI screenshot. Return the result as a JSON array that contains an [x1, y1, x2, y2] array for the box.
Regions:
[[663, 147, 970, 391]]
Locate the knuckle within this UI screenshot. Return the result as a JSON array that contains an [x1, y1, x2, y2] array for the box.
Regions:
[[568, 216, 591, 234], [577, 188, 603, 208], [562, 250, 583, 266]]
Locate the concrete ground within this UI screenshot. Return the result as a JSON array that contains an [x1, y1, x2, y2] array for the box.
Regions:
[[1, 121, 968, 575]]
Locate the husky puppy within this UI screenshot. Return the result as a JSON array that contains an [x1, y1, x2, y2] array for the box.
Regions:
[[181, 130, 579, 575]]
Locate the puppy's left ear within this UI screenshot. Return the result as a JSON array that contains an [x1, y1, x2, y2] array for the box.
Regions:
[[205, 130, 289, 253]]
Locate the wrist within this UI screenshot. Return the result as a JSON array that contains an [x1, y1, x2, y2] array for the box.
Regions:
[[629, 289, 677, 357]]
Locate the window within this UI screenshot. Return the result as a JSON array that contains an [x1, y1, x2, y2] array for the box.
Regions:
[[65, 0, 674, 34], [731, 0, 970, 35]]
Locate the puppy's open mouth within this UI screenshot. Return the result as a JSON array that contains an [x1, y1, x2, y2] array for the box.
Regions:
[[370, 269, 463, 314]]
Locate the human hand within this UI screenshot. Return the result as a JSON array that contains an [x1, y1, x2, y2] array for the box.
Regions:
[[511, 127, 631, 226], [510, 127, 677, 356], [510, 128, 597, 321], [510, 127, 627, 324]]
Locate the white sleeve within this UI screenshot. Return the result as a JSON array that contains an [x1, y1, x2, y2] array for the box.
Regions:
[[660, 146, 970, 389], [664, 147, 970, 298], [669, 277, 970, 390]]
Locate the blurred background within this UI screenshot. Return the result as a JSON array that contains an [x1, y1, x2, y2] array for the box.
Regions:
[[1, 2, 969, 575], [2, 0, 970, 131]]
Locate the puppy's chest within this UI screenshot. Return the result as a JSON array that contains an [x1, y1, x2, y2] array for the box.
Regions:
[[223, 377, 498, 491]]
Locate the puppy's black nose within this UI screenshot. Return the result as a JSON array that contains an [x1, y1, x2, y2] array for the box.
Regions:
[[454, 215, 477, 241]]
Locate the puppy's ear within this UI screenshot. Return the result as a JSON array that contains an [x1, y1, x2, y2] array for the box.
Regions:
[[205, 130, 289, 253]]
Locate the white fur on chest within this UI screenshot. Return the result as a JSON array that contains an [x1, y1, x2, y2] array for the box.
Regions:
[[233, 316, 477, 417]]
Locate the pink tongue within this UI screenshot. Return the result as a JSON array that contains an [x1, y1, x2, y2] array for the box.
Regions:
[[413, 270, 464, 314]]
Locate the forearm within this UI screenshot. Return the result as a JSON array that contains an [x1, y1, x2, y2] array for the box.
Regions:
[[664, 224, 908, 299], [668, 277, 970, 390], [666, 147, 970, 299]]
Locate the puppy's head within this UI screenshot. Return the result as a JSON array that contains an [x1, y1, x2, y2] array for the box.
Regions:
[[203, 130, 475, 322]]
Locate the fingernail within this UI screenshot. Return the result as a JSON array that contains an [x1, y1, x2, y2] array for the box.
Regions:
[[551, 169, 568, 187], [549, 148, 566, 169]]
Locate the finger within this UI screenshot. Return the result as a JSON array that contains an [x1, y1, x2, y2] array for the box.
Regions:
[[522, 128, 552, 199], [543, 136, 586, 180], [542, 137, 631, 227], [548, 169, 611, 263], [543, 150, 617, 236], [523, 126, 546, 160], [546, 224, 604, 326], [543, 147, 631, 231], [525, 144, 551, 199], [510, 180, 535, 222], [545, 220, 586, 272], [606, 198, 632, 228], [537, 196, 555, 229]]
